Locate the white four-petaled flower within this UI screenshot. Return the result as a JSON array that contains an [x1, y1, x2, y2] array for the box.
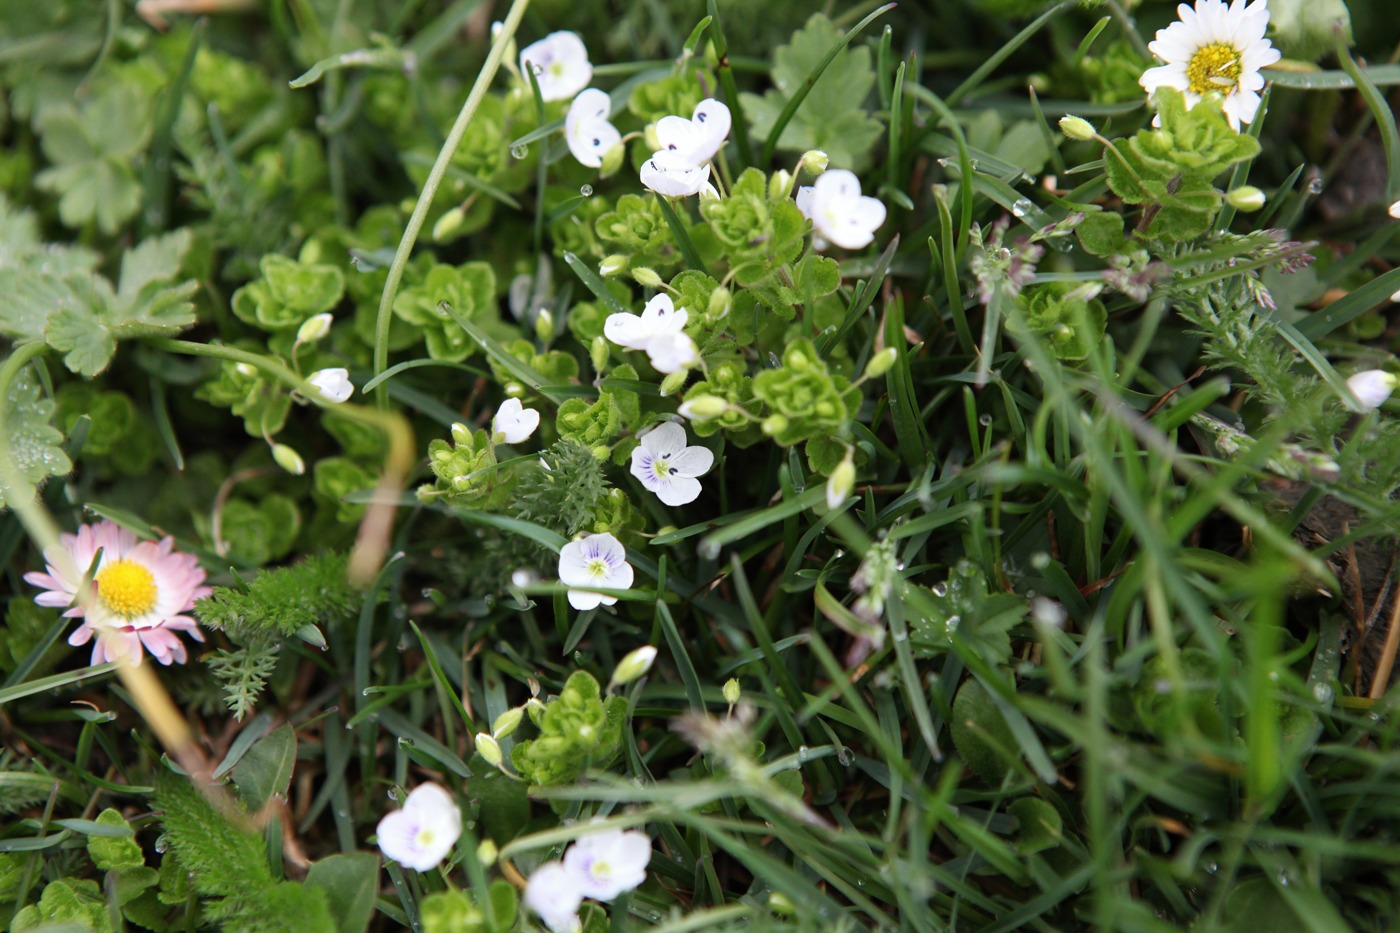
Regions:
[[1138, 0, 1281, 131], [1346, 369, 1397, 412], [562, 827, 653, 901], [492, 397, 541, 444], [654, 98, 732, 166], [796, 170, 887, 250], [629, 422, 713, 506], [376, 783, 462, 872], [519, 31, 591, 102], [306, 367, 354, 403], [603, 294, 698, 373], [640, 149, 712, 198], [524, 861, 584, 933], [565, 88, 621, 169], [558, 532, 634, 611]]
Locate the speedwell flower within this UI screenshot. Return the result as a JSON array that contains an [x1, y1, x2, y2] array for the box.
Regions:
[[640, 149, 712, 198], [24, 520, 210, 666], [604, 294, 689, 351], [562, 826, 653, 901], [795, 169, 887, 250], [524, 861, 584, 933], [1138, 0, 1281, 131], [306, 367, 353, 403], [558, 532, 634, 611], [643, 331, 699, 375], [492, 397, 540, 444], [629, 422, 713, 506], [519, 31, 591, 102], [376, 783, 462, 871], [654, 98, 732, 166], [1346, 369, 1397, 412], [565, 88, 621, 169]]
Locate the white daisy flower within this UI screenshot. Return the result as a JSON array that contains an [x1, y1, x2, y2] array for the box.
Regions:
[[654, 98, 732, 166], [305, 367, 354, 403], [376, 783, 462, 872], [796, 170, 887, 250], [558, 533, 634, 611], [603, 294, 690, 351], [640, 149, 712, 198], [1138, 0, 1281, 131], [491, 397, 541, 444], [1346, 369, 1397, 412], [629, 422, 713, 507], [565, 88, 621, 169], [524, 861, 584, 933], [519, 31, 591, 102], [24, 520, 210, 667], [561, 827, 652, 901]]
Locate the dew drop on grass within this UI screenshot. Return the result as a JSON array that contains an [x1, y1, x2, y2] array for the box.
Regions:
[[510, 144, 528, 160], [1306, 177, 1324, 195], [580, 184, 593, 196], [1312, 682, 1333, 703], [932, 583, 948, 597], [1011, 198, 1033, 218], [978, 413, 993, 427]]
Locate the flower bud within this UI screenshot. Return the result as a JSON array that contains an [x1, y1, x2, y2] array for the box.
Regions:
[[678, 394, 729, 420], [768, 169, 793, 200], [1346, 369, 1397, 412], [632, 267, 663, 288], [296, 312, 333, 344], [611, 645, 658, 685], [798, 150, 829, 174], [862, 347, 898, 380], [825, 454, 855, 510], [590, 445, 610, 460], [762, 414, 789, 437], [722, 678, 741, 705], [1058, 115, 1096, 141], [1225, 186, 1266, 212], [474, 733, 503, 768], [489, 20, 518, 66], [599, 255, 628, 277], [451, 422, 473, 447], [492, 707, 524, 739], [707, 287, 731, 320], [599, 141, 626, 178], [433, 206, 466, 241], [534, 308, 554, 342], [235, 362, 258, 377], [504, 381, 525, 398], [643, 123, 661, 152], [476, 839, 499, 867], [1389, 199, 1400, 220], [658, 370, 689, 396], [590, 336, 610, 375], [271, 443, 306, 476]]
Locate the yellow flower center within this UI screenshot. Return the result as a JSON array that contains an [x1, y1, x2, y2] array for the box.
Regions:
[[1186, 43, 1243, 96], [414, 828, 437, 849], [586, 558, 610, 580], [651, 454, 672, 479], [95, 559, 158, 618]]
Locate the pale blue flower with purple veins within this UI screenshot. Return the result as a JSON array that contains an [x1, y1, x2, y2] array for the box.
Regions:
[[557, 532, 634, 611], [375, 783, 462, 871], [561, 827, 652, 901], [629, 422, 713, 506]]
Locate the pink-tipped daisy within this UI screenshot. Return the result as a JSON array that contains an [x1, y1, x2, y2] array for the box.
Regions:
[[1138, 0, 1281, 131], [23, 520, 210, 666]]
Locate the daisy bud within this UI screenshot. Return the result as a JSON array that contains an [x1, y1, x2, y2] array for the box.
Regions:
[[798, 150, 829, 174], [1346, 369, 1397, 412], [769, 169, 793, 200], [722, 678, 741, 705], [451, 422, 473, 447], [433, 206, 466, 241], [658, 370, 689, 397], [1225, 186, 1266, 212], [534, 308, 554, 342], [590, 336, 610, 374], [826, 453, 856, 510], [599, 255, 627, 277], [611, 645, 658, 685], [678, 394, 729, 420], [599, 141, 626, 178], [632, 267, 663, 288], [863, 347, 899, 380], [271, 443, 306, 476], [1058, 115, 1096, 141], [477, 839, 499, 868], [296, 312, 333, 344], [475, 733, 504, 768], [492, 707, 524, 739]]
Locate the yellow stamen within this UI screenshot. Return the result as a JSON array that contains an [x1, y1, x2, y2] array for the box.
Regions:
[[1186, 43, 1242, 96], [95, 559, 158, 618]]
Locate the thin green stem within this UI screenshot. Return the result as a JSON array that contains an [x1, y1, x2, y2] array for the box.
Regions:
[[372, 0, 533, 406]]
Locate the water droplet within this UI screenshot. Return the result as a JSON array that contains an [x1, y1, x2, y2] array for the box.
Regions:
[[1306, 177, 1324, 195], [1276, 870, 1292, 886], [579, 184, 593, 197], [978, 413, 993, 427], [797, 745, 810, 762], [510, 144, 529, 160], [932, 583, 948, 597], [1205, 861, 1219, 875], [945, 614, 961, 633], [154, 839, 167, 854], [1312, 682, 1333, 703], [1011, 198, 1033, 218]]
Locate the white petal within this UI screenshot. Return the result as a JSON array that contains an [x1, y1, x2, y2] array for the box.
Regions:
[[640, 150, 710, 197], [524, 862, 585, 933], [520, 32, 592, 102], [645, 332, 698, 373], [640, 421, 685, 455], [656, 475, 702, 506], [306, 367, 353, 403], [604, 312, 655, 350], [566, 116, 621, 169], [667, 445, 713, 477], [567, 589, 605, 611], [795, 185, 815, 218]]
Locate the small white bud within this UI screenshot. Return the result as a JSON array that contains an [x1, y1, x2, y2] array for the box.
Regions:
[[590, 336, 610, 375], [235, 362, 258, 377], [492, 707, 524, 739], [450, 422, 473, 447], [825, 454, 856, 510], [1389, 199, 1400, 220], [632, 267, 663, 288], [433, 206, 466, 241], [1058, 115, 1096, 141], [768, 169, 793, 200], [599, 255, 627, 277], [658, 370, 688, 397], [534, 308, 554, 342], [1225, 186, 1266, 212], [296, 313, 333, 344], [862, 347, 898, 380], [474, 733, 503, 768], [611, 645, 658, 685], [798, 150, 829, 174], [476, 838, 499, 867], [271, 443, 306, 476], [1346, 369, 1397, 412], [722, 678, 741, 705], [677, 394, 729, 420]]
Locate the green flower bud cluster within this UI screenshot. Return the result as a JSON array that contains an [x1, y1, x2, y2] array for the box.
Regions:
[[1014, 282, 1108, 362], [510, 671, 626, 787], [392, 261, 499, 362], [685, 362, 760, 443], [596, 193, 689, 274], [196, 355, 292, 438], [231, 253, 344, 332], [555, 364, 641, 451], [701, 169, 808, 289], [419, 424, 513, 509], [753, 339, 859, 447]]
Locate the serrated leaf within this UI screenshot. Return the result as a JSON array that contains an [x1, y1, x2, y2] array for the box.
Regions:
[[739, 14, 883, 169], [0, 367, 71, 509], [118, 228, 193, 303]]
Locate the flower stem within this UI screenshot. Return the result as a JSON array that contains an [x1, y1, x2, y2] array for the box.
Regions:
[[371, 0, 533, 406]]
